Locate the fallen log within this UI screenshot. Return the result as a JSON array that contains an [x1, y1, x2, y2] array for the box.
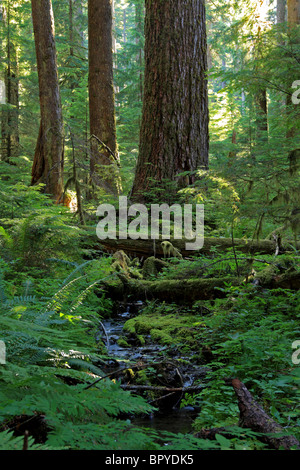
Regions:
[[99, 266, 299, 302], [96, 236, 282, 258], [231, 378, 300, 450], [82, 226, 296, 258], [101, 276, 239, 302]]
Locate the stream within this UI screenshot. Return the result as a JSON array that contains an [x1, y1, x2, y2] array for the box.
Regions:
[[99, 301, 202, 435]]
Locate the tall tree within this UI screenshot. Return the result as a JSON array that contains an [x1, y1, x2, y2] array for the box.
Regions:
[[30, 0, 64, 200], [277, 0, 286, 23], [130, 0, 209, 203], [88, 0, 120, 197], [1, 1, 19, 163], [286, 0, 300, 142]]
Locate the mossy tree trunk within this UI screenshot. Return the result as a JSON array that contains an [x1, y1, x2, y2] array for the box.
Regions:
[[88, 0, 120, 198], [30, 0, 64, 201], [131, 0, 209, 203]]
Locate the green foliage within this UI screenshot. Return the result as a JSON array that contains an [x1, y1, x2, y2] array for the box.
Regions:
[[189, 285, 300, 442], [0, 255, 157, 449]]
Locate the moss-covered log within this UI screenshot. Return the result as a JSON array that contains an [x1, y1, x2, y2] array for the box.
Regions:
[[101, 276, 239, 302], [92, 236, 299, 258], [100, 267, 300, 303]]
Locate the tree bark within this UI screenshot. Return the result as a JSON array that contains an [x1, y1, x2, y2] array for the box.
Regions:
[[90, 235, 297, 258], [287, 0, 300, 24], [286, 0, 300, 142], [277, 0, 286, 23], [130, 0, 209, 202], [30, 0, 64, 200], [1, 1, 19, 163], [88, 0, 120, 197], [232, 379, 300, 450]]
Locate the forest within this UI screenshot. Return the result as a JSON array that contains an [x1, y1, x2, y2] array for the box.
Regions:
[[0, 0, 299, 454]]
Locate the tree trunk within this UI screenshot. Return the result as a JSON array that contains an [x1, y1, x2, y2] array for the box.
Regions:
[[88, 0, 120, 197], [286, 0, 300, 142], [30, 0, 64, 201], [232, 379, 300, 450], [1, 1, 19, 163], [277, 0, 286, 23], [130, 0, 209, 203], [287, 0, 300, 24], [135, 0, 144, 103]]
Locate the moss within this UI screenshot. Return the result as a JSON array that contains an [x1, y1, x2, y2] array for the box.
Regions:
[[117, 337, 130, 348], [123, 311, 198, 349], [150, 328, 173, 345], [256, 265, 278, 285], [137, 334, 146, 346], [142, 256, 168, 278]]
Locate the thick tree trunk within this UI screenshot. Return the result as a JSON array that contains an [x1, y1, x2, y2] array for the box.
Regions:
[[287, 0, 300, 23], [286, 0, 300, 142], [131, 0, 209, 202], [277, 0, 286, 23], [88, 0, 120, 197], [1, 2, 19, 163], [30, 0, 64, 200], [135, 0, 144, 103]]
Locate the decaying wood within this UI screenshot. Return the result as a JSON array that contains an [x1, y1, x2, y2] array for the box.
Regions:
[[231, 378, 300, 450], [100, 267, 299, 302], [92, 236, 300, 259], [101, 276, 239, 302]]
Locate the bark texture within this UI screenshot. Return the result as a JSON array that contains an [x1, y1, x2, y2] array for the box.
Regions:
[[232, 379, 300, 450], [31, 0, 64, 200], [91, 235, 297, 258], [88, 0, 120, 197], [277, 0, 286, 23], [131, 0, 209, 202], [1, 3, 19, 162], [286, 0, 300, 141], [287, 0, 300, 24]]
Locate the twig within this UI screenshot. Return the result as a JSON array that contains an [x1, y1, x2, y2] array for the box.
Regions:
[[89, 134, 120, 167]]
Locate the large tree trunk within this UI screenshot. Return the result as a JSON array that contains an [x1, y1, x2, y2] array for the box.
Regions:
[[286, 0, 300, 142], [30, 0, 64, 201], [131, 0, 209, 203], [277, 0, 286, 23], [88, 0, 120, 198], [1, 1, 19, 163], [287, 0, 300, 23]]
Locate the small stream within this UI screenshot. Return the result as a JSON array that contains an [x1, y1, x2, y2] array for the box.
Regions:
[[99, 302, 202, 435]]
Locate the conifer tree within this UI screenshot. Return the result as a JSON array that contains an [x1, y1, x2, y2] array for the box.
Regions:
[[30, 0, 64, 200], [131, 0, 209, 203]]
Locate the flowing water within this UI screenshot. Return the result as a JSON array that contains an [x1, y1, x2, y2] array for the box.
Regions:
[[99, 302, 202, 435]]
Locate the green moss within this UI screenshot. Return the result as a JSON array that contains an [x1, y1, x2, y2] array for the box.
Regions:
[[255, 265, 278, 284], [117, 337, 130, 348], [150, 328, 173, 345], [123, 311, 198, 349]]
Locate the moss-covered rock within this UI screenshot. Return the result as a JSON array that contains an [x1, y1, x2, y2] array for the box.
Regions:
[[123, 311, 199, 349], [142, 256, 168, 278]]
